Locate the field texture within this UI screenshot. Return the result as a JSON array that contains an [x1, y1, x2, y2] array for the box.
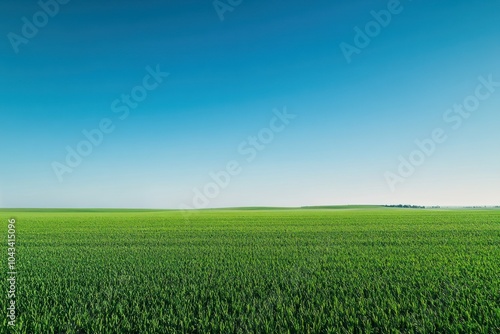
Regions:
[[1, 208, 499, 333]]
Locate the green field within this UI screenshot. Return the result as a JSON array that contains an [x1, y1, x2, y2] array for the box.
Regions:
[[1, 208, 499, 333]]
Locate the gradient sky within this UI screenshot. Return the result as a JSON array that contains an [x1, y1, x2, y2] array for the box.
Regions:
[[1, 0, 499, 208]]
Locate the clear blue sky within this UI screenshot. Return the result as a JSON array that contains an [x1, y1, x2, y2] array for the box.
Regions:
[[1, 0, 499, 208]]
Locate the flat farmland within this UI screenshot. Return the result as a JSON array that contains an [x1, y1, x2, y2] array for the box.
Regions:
[[1, 208, 499, 333]]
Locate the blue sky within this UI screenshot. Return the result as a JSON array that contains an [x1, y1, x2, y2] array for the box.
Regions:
[[1, 0, 499, 208]]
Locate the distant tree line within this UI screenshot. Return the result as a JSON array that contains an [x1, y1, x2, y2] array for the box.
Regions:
[[385, 205, 500, 209], [384, 204, 427, 209]]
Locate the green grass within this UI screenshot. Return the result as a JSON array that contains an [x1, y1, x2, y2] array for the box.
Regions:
[[1, 208, 499, 333]]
